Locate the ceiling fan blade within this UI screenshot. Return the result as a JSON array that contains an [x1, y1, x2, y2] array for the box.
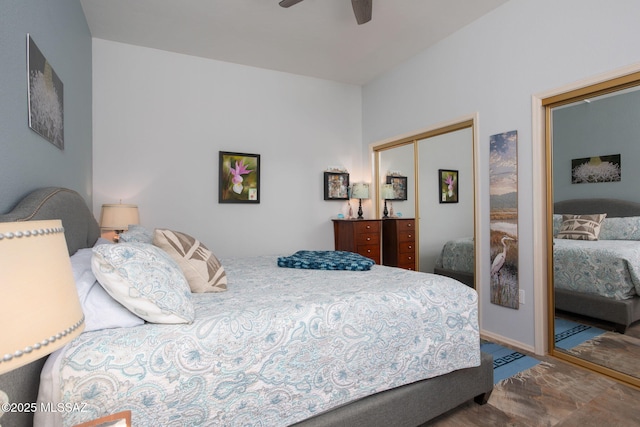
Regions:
[[279, 0, 305, 7], [351, 0, 372, 25]]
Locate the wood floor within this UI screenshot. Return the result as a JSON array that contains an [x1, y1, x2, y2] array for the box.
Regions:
[[424, 350, 640, 426]]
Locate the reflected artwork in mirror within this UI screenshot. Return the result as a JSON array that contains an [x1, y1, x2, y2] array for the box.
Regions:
[[547, 78, 640, 385]]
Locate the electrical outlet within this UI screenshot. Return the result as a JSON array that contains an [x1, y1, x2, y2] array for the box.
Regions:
[[519, 290, 525, 304]]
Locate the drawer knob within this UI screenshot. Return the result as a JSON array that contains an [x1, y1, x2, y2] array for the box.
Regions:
[[408, 234, 412, 238], [407, 223, 412, 227], [366, 225, 371, 229], [408, 256, 412, 260], [367, 249, 371, 253], [408, 245, 412, 249], [366, 237, 371, 241]]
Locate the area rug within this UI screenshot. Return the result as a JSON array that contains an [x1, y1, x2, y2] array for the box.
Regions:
[[554, 317, 605, 350], [480, 342, 541, 384]]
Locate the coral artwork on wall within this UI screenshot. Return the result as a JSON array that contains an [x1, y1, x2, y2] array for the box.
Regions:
[[571, 154, 621, 183], [27, 34, 64, 149]]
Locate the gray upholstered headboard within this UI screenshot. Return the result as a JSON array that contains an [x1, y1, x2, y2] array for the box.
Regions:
[[554, 198, 640, 217], [0, 187, 100, 255], [0, 187, 100, 427]]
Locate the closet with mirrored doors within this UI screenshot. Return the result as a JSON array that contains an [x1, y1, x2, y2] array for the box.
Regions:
[[372, 117, 478, 287]]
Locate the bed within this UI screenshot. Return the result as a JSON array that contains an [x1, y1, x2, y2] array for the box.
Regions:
[[432, 199, 640, 333], [0, 187, 493, 427], [553, 198, 640, 333], [434, 237, 475, 288]]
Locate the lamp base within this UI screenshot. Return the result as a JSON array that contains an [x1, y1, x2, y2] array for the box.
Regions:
[[357, 199, 364, 219], [383, 200, 389, 218]]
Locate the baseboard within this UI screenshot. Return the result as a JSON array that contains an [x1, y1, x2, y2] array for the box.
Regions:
[[481, 329, 535, 354]]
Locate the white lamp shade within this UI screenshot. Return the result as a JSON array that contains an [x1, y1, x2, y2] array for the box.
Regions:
[[351, 183, 370, 199], [381, 184, 395, 200], [0, 220, 85, 375], [100, 204, 139, 231]]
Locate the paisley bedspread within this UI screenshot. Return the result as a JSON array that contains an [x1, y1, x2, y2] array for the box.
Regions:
[[435, 237, 475, 274], [38, 256, 480, 427], [553, 239, 640, 300]]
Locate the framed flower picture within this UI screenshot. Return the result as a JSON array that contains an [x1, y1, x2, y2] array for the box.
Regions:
[[219, 151, 260, 203], [439, 169, 458, 203]]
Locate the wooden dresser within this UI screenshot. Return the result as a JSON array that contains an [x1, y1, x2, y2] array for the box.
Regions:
[[382, 218, 416, 270], [332, 219, 381, 264]]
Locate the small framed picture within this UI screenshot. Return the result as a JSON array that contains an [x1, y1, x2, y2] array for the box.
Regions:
[[439, 169, 458, 203], [324, 172, 350, 200], [385, 176, 408, 201], [219, 151, 260, 203], [72, 411, 131, 427]]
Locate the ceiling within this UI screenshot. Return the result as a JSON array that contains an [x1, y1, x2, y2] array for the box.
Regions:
[[80, 0, 509, 86]]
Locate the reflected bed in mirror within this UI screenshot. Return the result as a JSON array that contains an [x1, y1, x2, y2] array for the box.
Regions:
[[552, 199, 640, 379]]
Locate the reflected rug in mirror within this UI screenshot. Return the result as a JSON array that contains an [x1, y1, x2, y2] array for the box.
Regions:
[[554, 318, 605, 350], [480, 342, 541, 384]]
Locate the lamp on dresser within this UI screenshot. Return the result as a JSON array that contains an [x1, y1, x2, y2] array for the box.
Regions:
[[100, 203, 139, 242], [351, 183, 370, 220], [0, 220, 85, 424], [381, 184, 395, 218]]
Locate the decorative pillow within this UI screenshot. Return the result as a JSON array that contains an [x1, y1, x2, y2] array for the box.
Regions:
[[91, 242, 195, 323], [119, 224, 154, 244], [153, 229, 227, 293], [70, 240, 144, 331], [599, 216, 640, 240], [556, 214, 607, 241]]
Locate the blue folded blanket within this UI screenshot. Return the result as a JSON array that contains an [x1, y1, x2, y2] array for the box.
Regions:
[[277, 250, 374, 271]]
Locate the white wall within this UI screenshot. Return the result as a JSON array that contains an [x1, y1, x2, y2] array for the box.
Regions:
[[92, 39, 363, 258], [362, 0, 640, 349]]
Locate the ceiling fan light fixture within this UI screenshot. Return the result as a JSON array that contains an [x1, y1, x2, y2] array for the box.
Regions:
[[279, 0, 305, 8]]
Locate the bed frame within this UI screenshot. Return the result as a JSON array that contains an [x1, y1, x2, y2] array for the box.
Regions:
[[554, 198, 640, 333], [0, 187, 493, 427]]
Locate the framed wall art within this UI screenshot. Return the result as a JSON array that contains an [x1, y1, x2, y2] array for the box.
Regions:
[[324, 172, 349, 200], [438, 170, 458, 203], [385, 175, 408, 200], [219, 151, 260, 203], [571, 153, 621, 183], [27, 33, 64, 149]]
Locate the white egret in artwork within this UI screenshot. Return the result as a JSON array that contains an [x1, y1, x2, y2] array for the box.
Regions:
[[491, 235, 515, 283]]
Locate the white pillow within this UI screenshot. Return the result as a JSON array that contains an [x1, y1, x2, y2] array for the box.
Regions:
[[91, 242, 195, 324], [70, 240, 144, 331]]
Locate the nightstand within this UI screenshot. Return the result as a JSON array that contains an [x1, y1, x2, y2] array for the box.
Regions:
[[332, 219, 381, 264], [382, 218, 416, 270]]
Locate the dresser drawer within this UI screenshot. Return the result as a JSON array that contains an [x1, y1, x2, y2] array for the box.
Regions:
[[356, 232, 379, 246], [397, 252, 415, 266], [357, 244, 381, 263], [354, 221, 380, 234], [399, 241, 415, 253], [399, 230, 415, 243]]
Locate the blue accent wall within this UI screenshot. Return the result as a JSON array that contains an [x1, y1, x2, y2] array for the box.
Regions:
[[0, 0, 92, 211]]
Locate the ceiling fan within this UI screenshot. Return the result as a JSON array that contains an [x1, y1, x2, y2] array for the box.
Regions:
[[279, 0, 372, 25]]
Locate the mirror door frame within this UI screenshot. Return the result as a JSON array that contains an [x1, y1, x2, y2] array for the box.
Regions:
[[535, 67, 640, 387], [370, 114, 479, 288]]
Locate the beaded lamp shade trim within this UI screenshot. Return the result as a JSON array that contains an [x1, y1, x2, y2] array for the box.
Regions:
[[0, 224, 85, 367]]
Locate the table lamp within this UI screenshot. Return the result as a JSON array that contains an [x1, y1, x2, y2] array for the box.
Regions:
[[0, 220, 85, 422], [381, 184, 395, 218], [100, 203, 139, 241], [351, 183, 370, 220]]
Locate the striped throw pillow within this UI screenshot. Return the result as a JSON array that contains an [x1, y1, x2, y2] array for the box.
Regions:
[[556, 214, 607, 241], [154, 229, 228, 293]]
